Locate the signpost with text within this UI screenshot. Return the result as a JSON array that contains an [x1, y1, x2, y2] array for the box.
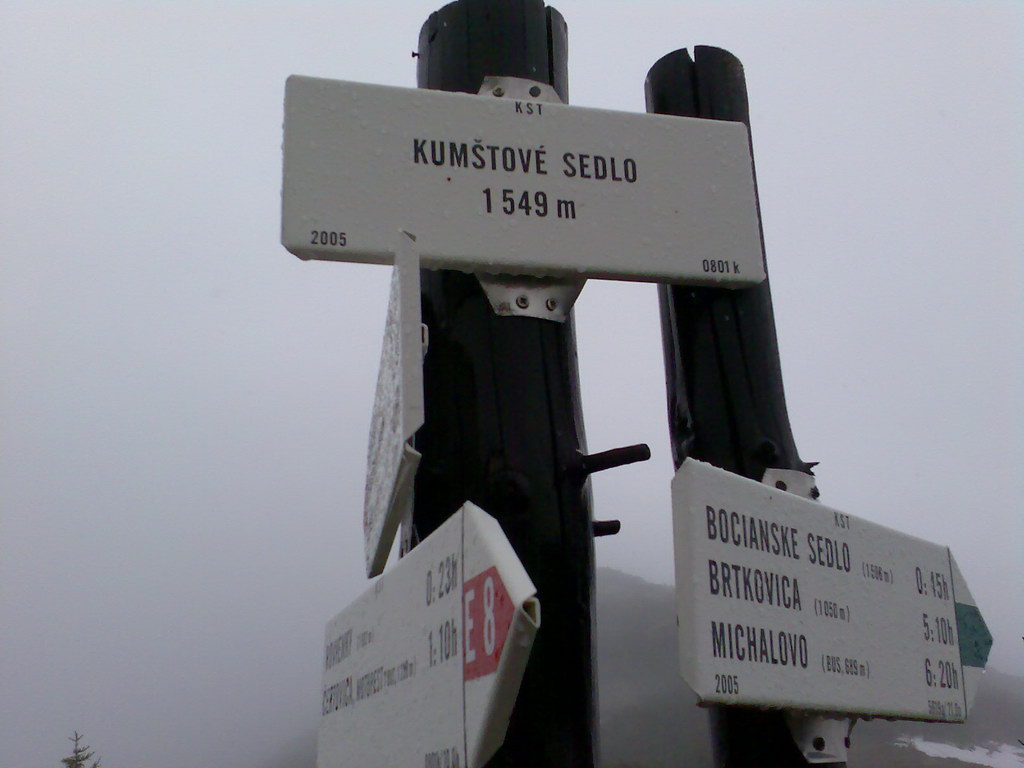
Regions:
[[282, 3, 992, 767], [282, 76, 765, 286]]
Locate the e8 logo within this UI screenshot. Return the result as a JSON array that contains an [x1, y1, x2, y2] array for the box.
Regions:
[[463, 567, 513, 680]]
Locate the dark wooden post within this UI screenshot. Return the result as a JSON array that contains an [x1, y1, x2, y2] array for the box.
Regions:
[[412, 2, 597, 765], [646, 47, 843, 768]]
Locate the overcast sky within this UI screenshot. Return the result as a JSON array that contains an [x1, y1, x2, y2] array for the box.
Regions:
[[1, 1, 1021, 767]]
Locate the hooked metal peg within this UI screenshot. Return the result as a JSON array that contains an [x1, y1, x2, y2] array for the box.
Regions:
[[592, 520, 621, 537], [576, 443, 651, 478]]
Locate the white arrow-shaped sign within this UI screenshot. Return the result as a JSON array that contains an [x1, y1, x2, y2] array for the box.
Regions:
[[672, 459, 992, 722], [319, 503, 540, 768]]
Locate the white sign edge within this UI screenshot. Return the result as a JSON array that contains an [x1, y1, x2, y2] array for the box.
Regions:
[[948, 555, 987, 715], [364, 233, 424, 577], [462, 504, 541, 766]]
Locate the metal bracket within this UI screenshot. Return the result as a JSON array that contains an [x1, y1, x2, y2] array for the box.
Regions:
[[474, 76, 585, 322], [762, 468, 855, 762], [784, 713, 855, 765], [478, 75, 561, 104], [474, 273, 585, 322], [761, 468, 819, 500]]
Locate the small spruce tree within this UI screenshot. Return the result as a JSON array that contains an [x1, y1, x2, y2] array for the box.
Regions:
[[61, 731, 101, 768]]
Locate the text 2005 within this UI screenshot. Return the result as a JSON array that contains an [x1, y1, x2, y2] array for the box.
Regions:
[[715, 674, 739, 695], [311, 230, 347, 246]]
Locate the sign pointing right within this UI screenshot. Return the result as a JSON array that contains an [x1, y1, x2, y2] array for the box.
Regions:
[[672, 460, 992, 722]]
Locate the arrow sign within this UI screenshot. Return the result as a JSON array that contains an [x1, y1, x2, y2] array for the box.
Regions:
[[363, 233, 423, 577], [318, 503, 540, 768], [282, 76, 765, 287], [672, 460, 992, 722]]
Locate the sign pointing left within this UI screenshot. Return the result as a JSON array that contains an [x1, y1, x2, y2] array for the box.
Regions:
[[318, 503, 540, 768]]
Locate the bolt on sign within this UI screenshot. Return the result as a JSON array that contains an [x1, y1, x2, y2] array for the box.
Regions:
[[363, 235, 424, 577], [672, 460, 992, 722], [282, 76, 766, 286], [318, 503, 540, 768]]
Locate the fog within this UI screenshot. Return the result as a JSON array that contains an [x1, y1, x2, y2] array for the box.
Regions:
[[1, 2, 1020, 766]]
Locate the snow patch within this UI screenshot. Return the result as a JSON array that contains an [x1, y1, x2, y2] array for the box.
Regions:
[[896, 736, 1024, 768]]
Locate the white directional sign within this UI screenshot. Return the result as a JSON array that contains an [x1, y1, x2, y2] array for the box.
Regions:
[[363, 234, 424, 577], [319, 503, 540, 768], [673, 460, 992, 722], [282, 75, 766, 286]]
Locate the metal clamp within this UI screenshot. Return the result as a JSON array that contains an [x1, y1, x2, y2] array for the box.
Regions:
[[762, 467, 856, 762], [784, 712, 855, 764], [474, 76, 585, 322], [474, 273, 585, 322], [761, 468, 819, 500]]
